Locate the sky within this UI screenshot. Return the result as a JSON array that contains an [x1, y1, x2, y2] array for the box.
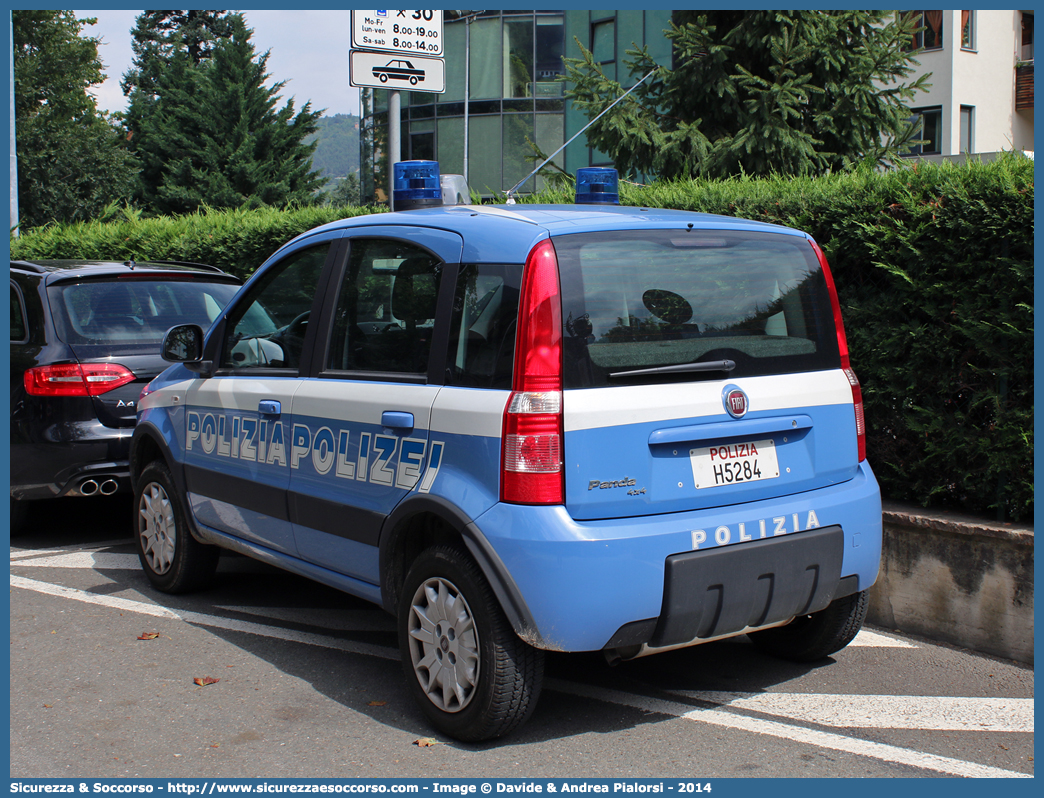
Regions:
[[74, 10, 362, 117]]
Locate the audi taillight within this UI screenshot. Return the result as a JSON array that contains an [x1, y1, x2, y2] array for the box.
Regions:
[[810, 239, 866, 462], [23, 363, 136, 397], [501, 238, 564, 504]]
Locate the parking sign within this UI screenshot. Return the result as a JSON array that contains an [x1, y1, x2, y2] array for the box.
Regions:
[[351, 10, 443, 57]]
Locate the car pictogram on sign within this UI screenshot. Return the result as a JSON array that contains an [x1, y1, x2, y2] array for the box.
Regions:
[[373, 59, 425, 85]]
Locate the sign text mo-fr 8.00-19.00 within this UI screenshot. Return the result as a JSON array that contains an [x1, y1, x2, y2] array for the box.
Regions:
[[351, 10, 443, 57]]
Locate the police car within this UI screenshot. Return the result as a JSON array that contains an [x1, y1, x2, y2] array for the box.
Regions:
[[130, 162, 882, 742]]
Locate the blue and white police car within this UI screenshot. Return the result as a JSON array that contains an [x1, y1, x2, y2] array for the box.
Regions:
[[130, 162, 882, 742]]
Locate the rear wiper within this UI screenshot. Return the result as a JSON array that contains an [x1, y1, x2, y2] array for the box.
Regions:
[[609, 359, 736, 379]]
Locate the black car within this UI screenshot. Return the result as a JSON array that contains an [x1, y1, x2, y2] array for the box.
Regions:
[[10, 260, 241, 532]]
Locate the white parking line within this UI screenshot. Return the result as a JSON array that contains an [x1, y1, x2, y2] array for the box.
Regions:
[[664, 690, 1034, 733], [845, 628, 917, 647], [551, 680, 1032, 779], [9, 574, 398, 662], [8, 551, 916, 647], [9, 540, 130, 560], [11, 572, 1029, 779]]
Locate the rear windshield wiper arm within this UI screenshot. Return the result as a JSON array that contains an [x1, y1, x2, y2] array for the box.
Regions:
[[609, 359, 736, 379]]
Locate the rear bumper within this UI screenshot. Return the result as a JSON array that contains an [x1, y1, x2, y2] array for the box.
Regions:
[[10, 423, 133, 500], [471, 461, 882, 652]]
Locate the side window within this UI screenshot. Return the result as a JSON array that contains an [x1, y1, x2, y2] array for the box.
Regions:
[[220, 244, 330, 371], [445, 264, 521, 390], [10, 283, 27, 342], [327, 239, 442, 375]]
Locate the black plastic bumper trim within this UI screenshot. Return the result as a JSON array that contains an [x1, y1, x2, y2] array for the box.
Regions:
[[651, 525, 846, 648]]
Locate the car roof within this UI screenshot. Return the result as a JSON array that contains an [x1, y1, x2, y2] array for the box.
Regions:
[[283, 204, 810, 266], [10, 259, 239, 285]]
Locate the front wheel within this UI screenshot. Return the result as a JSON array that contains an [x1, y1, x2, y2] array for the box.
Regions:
[[134, 460, 219, 594], [748, 589, 869, 662], [399, 545, 545, 742]]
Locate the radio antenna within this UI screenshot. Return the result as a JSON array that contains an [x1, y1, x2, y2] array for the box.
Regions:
[[505, 67, 657, 204]]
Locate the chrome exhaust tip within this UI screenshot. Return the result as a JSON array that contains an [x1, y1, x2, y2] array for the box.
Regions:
[[99, 479, 119, 495], [79, 479, 100, 497]]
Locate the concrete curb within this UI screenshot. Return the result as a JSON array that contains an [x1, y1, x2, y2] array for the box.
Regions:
[[866, 501, 1034, 664]]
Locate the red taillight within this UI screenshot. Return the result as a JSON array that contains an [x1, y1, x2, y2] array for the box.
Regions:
[[810, 239, 866, 462], [844, 367, 867, 462], [23, 363, 136, 397], [501, 238, 565, 504]]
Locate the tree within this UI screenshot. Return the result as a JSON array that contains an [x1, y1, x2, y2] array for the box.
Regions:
[[308, 114, 361, 180], [563, 11, 931, 180], [13, 11, 137, 229], [125, 13, 326, 214], [121, 10, 237, 97], [327, 174, 361, 207]]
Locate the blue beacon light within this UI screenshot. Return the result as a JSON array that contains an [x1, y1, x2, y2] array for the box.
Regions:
[[393, 160, 443, 211], [575, 167, 619, 205]]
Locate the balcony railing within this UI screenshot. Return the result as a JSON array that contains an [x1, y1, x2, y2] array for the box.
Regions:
[[1016, 62, 1034, 110]]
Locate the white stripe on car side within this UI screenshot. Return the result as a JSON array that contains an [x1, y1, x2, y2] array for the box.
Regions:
[[150, 371, 851, 437], [430, 387, 510, 438], [291, 380, 441, 425]]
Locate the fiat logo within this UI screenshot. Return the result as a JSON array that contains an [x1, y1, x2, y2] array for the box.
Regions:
[[723, 386, 748, 418]]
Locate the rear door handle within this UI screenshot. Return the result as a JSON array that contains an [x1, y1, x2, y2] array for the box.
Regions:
[[258, 400, 281, 416]]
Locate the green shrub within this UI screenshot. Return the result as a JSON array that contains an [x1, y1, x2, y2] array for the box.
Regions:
[[10, 204, 382, 281], [12, 156, 1033, 520]]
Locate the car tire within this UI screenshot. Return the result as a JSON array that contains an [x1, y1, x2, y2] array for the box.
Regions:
[[748, 589, 869, 662], [399, 545, 545, 742], [134, 460, 219, 594]]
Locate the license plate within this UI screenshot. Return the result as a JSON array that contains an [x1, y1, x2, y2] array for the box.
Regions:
[[690, 439, 779, 489]]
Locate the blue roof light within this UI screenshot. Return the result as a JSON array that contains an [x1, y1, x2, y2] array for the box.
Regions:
[[393, 160, 443, 211], [575, 167, 619, 205]]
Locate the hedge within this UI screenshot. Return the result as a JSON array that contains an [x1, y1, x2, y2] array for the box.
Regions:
[[9, 204, 383, 282], [10, 155, 1033, 520]]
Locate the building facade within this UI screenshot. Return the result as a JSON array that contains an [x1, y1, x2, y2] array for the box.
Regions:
[[901, 9, 1034, 157], [359, 10, 1034, 202], [359, 9, 672, 203]]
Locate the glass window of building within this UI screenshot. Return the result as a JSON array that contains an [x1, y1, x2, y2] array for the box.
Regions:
[[469, 115, 503, 195], [960, 10, 975, 50], [591, 18, 615, 63], [504, 17, 534, 98], [358, 12, 579, 202], [959, 106, 973, 153], [903, 11, 943, 51], [503, 113, 535, 190], [470, 17, 504, 100], [440, 21, 465, 103], [903, 107, 943, 156], [535, 15, 564, 97]]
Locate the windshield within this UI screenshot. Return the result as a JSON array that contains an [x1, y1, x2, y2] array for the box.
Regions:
[[48, 278, 240, 345], [554, 229, 841, 388]]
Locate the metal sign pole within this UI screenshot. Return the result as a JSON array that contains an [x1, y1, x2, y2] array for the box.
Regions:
[[463, 15, 471, 185], [388, 89, 401, 209], [10, 12, 19, 235]]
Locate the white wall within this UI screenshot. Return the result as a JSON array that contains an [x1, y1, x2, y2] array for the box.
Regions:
[[904, 10, 1030, 155]]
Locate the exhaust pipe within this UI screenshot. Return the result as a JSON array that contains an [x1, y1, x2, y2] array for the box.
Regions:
[[79, 479, 100, 496], [99, 479, 119, 495]]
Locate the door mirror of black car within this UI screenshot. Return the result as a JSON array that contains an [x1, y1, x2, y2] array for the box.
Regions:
[[162, 324, 211, 374]]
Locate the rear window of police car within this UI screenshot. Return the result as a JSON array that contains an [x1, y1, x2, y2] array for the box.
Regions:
[[555, 229, 841, 388]]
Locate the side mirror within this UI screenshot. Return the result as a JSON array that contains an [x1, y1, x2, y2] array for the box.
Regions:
[[162, 324, 210, 374]]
